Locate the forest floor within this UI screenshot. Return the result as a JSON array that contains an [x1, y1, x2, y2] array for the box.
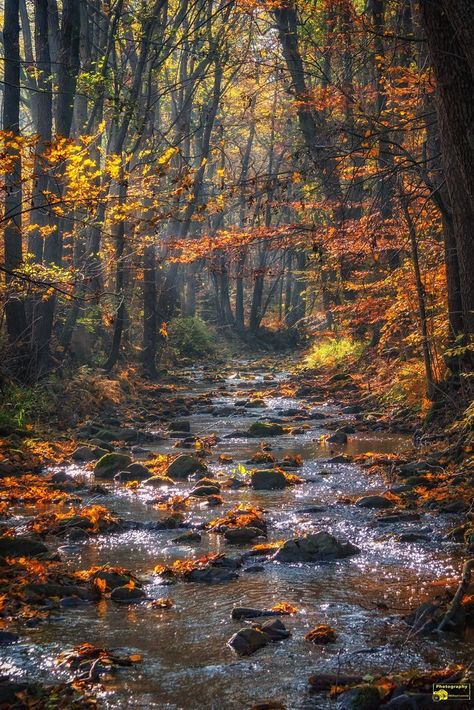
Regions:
[[0, 353, 473, 709]]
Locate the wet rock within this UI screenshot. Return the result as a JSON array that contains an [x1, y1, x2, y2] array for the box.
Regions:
[[166, 454, 207, 479], [438, 499, 468, 513], [172, 531, 202, 544], [110, 585, 146, 603], [251, 469, 287, 490], [309, 410, 328, 420], [89, 438, 114, 451], [59, 596, 89, 608], [278, 408, 302, 416], [231, 607, 284, 620], [254, 618, 290, 641], [185, 566, 238, 584], [0, 536, 49, 559], [342, 405, 362, 414], [92, 569, 137, 591], [245, 399, 267, 408], [50, 471, 72, 484], [169, 419, 191, 433], [227, 627, 268, 656], [273, 531, 360, 563], [143, 475, 174, 487], [0, 631, 18, 645], [72, 445, 107, 462], [94, 452, 132, 479], [206, 494, 223, 506], [328, 455, 352, 463], [114, 463, 152, 482], [327, 430, 348, 444], [296, 505, 327, 514], [356, 495, 395, 509], [68, 528, 90, 541], [224, 527, 263, 544], [225, 477, 246, 489], [337, 685, 381, 710], [169, 419, 191, 434], [404, 600, 445, 633], [191, 485, 221, 497], [248, 421, 285, 437], [398, 532, 429, 543], [338, 425, 356, 434]]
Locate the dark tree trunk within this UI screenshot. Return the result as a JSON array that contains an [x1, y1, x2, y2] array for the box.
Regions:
[[420, 0, 474, 340], [2, 0, 28, 363]]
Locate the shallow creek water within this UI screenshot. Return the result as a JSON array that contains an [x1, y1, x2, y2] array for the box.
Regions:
[[1, 365, 472, 709]]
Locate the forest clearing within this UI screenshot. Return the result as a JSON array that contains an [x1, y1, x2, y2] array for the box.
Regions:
[[1, 0, 474, 708]]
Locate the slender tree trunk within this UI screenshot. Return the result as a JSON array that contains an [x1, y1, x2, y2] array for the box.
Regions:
[[142, 244, 158, 378], [400, 191, 435, 399], [104, 177, 128, 371]]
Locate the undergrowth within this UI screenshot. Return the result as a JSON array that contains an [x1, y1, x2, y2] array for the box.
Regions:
[[303, 336, 365, 370]]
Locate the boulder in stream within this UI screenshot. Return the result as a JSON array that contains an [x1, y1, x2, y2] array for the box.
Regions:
[[356, 495, 395, 509], [94, 452, 132, 479], [327, 430, 348, 444], [72, 445, 107, 462], [110, 585, 146, 604], [227, 627, 268, 656], [248, 421, 285, 437], [272, 531, 360, 563], [114, 463, 152, 482], [224, 527, 263, 544], [166, 454, 207, 479], [251, 469, 287, 490]]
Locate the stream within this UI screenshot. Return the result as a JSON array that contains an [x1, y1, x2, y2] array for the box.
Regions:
[[1, 362, 472, 709]]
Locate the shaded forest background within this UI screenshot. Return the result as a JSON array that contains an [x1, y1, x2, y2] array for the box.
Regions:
[[1, 0, 473, 422]]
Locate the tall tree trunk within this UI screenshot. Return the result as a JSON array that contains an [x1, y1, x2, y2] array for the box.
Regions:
[[142, 244, 158, 378], [420, 0, 474, 341], [2, 0, 28, 367], [104, 177, 129, 371]]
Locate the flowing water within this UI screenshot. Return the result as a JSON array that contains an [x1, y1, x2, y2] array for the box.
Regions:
[[1, 364, 472, 709]]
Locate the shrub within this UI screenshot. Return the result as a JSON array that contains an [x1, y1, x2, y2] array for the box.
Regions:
[[303, 336, 364, 370], [167, 317, 216, 359]]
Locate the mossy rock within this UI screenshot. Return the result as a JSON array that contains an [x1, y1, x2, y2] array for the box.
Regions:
[[248, 421, 285, 437], [166, 454, 208, 479], [114, 463, 152, 482], [94, 452, 132, 479]]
